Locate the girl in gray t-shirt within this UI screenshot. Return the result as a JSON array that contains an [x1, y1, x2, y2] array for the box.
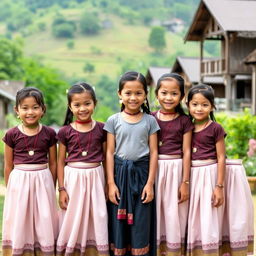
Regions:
[[104, 71, 159, 256]]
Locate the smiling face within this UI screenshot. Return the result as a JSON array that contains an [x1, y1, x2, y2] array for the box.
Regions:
[[188, 93, 213, 121], [118, 80, 146, 113], [69, 91, 95, 122], [16, 96, 44, 127], [156, 79, 182, 113]]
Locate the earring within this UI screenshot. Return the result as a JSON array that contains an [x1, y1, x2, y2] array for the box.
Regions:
[[144, 99, 147, 107], [17, 115, 20, 119], [119, 99, 123, 107]]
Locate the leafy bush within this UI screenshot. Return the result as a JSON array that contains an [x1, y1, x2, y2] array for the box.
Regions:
[[80, 12, 101, 35], [66, 40, 75, 49], [216, 109, 256, 176], [52, 23, 75, 38]]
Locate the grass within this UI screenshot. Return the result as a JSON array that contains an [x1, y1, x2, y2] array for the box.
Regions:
[[21, 11, 200, 82]]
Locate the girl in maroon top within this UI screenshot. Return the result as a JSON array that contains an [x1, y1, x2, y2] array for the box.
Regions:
[[2, 87, 58, 256], [187, 85, 254, 256], [56, 82, 109, 256], [153, 73, 193, 256]]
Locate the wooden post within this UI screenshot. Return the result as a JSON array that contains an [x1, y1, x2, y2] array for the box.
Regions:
[[200, 40, 203, 83], [252, 65, 256, 115], [224, 74, 232, 111]]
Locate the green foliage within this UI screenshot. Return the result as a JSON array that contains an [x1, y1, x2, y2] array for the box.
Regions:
[[66, 40, 75, 49], [0, 37, 24, 80], [148, 26, 166, 53], [90, 46, 102, 55], [37, 22, 46, 31], [216, 110, 256, 176], [52, 15, 76, 38], [83, 62, 95, 73], [80, 12, 101, 35], [22, 58, 69, 125]]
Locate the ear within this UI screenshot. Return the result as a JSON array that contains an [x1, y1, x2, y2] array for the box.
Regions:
[[14, 106, 19, 116], [117, 90, 122, 99]]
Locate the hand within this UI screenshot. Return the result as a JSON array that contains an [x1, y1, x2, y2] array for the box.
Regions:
[[141, 183, 154, 204], [211, 187, 224, 207], [108, 183, 120, 205], [59, 190, 69, 210], [178, 182, 189, 203]]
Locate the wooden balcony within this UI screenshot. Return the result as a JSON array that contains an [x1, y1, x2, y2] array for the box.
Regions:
[[201, 59, 225, 76]]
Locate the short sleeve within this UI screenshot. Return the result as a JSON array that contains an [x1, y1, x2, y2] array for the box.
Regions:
[[148, 115, 160, 135], [2, 129, 15, 148], [183, 116, 194, 134], [97, 122, 107, 142], [103, 114, 116, 135], [57, 126, 68, 146], [47, 127, 57, 147], [214, 123, 226, 143]]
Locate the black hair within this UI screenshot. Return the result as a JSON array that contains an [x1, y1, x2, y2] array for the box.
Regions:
[[16, 87, 46, 114], [155, 73, 186, 115], [118, 71, 150, 114], [187, 83, 216, 121], [64, 82, 97, 125]]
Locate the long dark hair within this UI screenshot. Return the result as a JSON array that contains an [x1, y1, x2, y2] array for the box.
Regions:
[[118, 71, 150, 114], [187, 83, 216, 121], [16, 87, 46, 114], [155, 73, 186, 115], [64, 82, 97, 125]]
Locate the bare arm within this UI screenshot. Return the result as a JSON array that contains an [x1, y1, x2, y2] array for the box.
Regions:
[[57, 142, 69, 210], [179, 130, 192, 203], [142, 132, 158, 203], [212, 137, 226, 207], [106, 132, 120, 205], [4, 144, 14, 186], [48, 144, 57, 185]]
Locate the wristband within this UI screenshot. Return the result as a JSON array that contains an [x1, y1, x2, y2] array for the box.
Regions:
[[58, 186, 66, 192], [215, 184, 224, 189], [183, 180, 190, 185]]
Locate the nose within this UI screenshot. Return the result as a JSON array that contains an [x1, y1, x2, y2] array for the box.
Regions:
[[28, 108, 33, 114]]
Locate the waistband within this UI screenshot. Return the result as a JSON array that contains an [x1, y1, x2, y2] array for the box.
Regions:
[[158, 154, 182, 160], [67, 162, 101, 169], [226, 159, 242, 165], [191, 159, 217, 167], [14, 163, 48, 171]]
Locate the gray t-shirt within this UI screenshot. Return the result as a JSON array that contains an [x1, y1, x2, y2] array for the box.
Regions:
[[104, 112, 160, 161]]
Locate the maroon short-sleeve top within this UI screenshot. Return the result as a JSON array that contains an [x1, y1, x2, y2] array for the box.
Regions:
[[2, 125, 57, 164], [192, 121, 226, 160], [57, 121, 106, 163], [152, 112, 194, 155]]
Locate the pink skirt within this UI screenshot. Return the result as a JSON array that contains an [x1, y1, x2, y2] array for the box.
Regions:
[[2, 165, 58, 256], [187, 160, 224, 256], [56, 164, 109, 256], [222, 159, 254, 255], [156, 156, 188, 256]]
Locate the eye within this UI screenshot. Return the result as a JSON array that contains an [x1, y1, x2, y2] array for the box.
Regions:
[[203, 104, 209, 107], [161, 91, 167, 95]]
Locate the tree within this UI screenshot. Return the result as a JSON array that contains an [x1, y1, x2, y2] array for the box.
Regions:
[[0, 37, 24, 79], [80, 12, 101, 35], [66, 40, 75, 49], [53, 23, 75, 38], [148, 26, 166, 53], [83, 62, 95, 73]]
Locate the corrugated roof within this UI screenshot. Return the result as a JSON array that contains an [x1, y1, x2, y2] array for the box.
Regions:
[[0, 80, 24, 101], [172, 56, 224, 84], [148, 67, 171, 85], [204, 0, 256, 32], [0, 89, 15, 101], [185, 0, 256, 41]]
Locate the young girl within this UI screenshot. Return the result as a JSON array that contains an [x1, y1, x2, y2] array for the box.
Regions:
[[104, 71, 160, 256], [186, 84, 226, 256], [56, 82, 109, 256], [2, 87, 58, 256], [153, 73, 193, 256]]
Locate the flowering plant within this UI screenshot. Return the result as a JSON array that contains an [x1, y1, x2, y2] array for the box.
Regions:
[[244, 139, 256, 176]]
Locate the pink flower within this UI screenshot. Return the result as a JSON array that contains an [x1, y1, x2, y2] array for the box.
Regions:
[[247, 139, 256, 157]]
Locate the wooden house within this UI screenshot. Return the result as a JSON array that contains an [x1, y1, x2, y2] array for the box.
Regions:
[[172, 56, 224, 97], [0, 80, 24, 129], [185, 0, 256, 111]]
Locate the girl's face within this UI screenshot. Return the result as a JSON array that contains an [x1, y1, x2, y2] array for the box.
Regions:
[[118, 80, 146, 113], [69, 92, 95, 121], [157, 79, 182, 112], [16, 96, 44, 126], [188, 93, 213, 121]]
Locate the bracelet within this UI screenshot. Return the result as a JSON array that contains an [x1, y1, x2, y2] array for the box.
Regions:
[[58, 186, 66, 192], [215, 184, 224, 189], [182, 180, 190, 185]]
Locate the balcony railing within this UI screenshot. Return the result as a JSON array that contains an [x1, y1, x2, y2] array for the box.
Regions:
[[201, 59, 225, 75]]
